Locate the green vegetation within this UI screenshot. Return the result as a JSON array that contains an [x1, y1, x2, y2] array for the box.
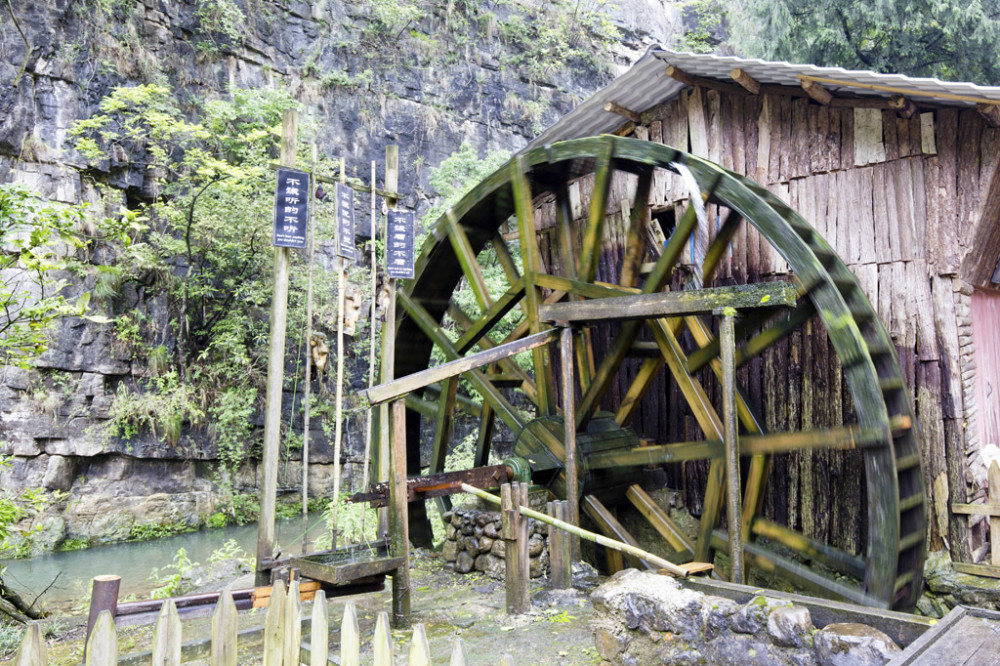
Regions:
[[148, 547, 197, 598], [127, 520, 196, 542], [676, 0, 726, 54], [70, 83, 334, 474], [0, 185, 96, 368], [728, 0, 1000, 84]]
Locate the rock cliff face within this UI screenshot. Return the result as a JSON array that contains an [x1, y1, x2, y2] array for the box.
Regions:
[[0, 0, 679, 553]]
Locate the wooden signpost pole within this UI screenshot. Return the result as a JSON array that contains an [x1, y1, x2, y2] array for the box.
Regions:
[[256, 109, 297, 586], [363, 160, 377, 493], [301, 145, 317, 528], [331, 159, 348, 549], [378, 145, 399, 540]]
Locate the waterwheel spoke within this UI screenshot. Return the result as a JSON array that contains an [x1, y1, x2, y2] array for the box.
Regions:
[[429, 377, 459, 513], [453, 279, 526, 354], [619, 169, 653, 288], [398, 291, 526, 433], [646, 317, 725, 562], [711, 531, 876, 606], [449, 303, 537, 403], [554, 179, 579, 280], [573, 202, 703, 428], [491, 232, 521, 284], [625, 485, 696, 559], [474, 399, 496, 468], [686, 307, 779, 373], [701, 210, 743, 284], [614, 357, 665, 427], [511, 155, 556, 415], [750, 518, 866, 580], [577, 141, 615, 283], [446, 211, 493, 310], [684, 315, 765, 434]]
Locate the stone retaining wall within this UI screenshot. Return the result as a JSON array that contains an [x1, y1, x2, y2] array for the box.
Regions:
[[441, 507, 549, 580]]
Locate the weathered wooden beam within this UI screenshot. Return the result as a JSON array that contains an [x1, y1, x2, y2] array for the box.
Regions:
[[953, 562, 1000, 578], [539, 282, 796, 323], [951, 503, 1000, 516], [889, 94, 919, 119], [604, 101, 640, 123], [977, 102, 1000, 128], [801, 79, 833, 105], [730, 68, 760, 94], [364, 329, 557, 405], [802, 73, 1000, 106]]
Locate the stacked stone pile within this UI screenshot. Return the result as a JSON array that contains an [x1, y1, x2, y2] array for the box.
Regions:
[[442, 508, 550, 580]]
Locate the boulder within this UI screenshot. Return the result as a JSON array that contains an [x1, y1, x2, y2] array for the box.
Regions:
[[813, 623, 901, 666]]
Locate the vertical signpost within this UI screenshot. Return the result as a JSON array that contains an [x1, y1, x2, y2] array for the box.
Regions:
[[257, 110, 304, 586]]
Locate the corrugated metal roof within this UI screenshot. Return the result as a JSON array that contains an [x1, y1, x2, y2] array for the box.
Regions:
[[527, 46, 1000, 149]]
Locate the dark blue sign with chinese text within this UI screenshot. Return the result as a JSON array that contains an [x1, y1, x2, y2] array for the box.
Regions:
[[273, 168, 309, 248], [335, 182, 356, 263], [386, 210, 415, 280]]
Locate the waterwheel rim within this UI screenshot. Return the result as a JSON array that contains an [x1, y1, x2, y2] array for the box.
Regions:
[[394, 135, 927, 611]]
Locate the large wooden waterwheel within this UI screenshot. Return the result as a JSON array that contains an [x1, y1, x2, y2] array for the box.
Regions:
[[391, 136, 927, 611]]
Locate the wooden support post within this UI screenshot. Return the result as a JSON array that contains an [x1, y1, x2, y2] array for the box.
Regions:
[[257, 109, 297, 586], [390, 398, 411, 628], [363, 160, 377, 493], [548, 500, 572, 589], [559, 325, 580, 561], [501, 483, 530, 613], [720, 310, 744, 584], [377, 145, 399, 541], [83, 574, 120, 662]]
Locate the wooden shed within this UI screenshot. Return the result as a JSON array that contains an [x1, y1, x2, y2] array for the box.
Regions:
[[524, 48, 1000, 562]]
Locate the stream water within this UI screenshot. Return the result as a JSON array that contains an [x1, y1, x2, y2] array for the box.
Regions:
[[0, 513, 328, 613]]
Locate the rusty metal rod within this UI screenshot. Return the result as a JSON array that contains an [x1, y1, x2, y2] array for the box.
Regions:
[[459, 483, 689, 577]]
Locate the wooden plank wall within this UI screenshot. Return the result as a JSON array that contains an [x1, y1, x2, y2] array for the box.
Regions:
[[532, 88, 1000, 559]]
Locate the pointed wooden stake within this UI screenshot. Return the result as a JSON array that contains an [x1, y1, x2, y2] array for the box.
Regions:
[[152, 599, 181, 666], [373, 611, 392, 666]]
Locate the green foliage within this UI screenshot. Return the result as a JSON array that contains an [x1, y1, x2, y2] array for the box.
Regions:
[[495, 0, 621, 78], [71, 83, 320, 469], [0, 458, 21, 547], [728, 0, 1000, 84], [209, 387, 258, 469], [209, 538, 255, 570], [0, 185, 96, 367], [676, 0, 726, 53], [210, 492, 260, 526], [107, 372, 205, 446], [315, 493, 378, 550], [149, 547, 198, 598], [58, 537, 90, 551], [127, 520, 195, 542], [194, 0, 246, 43], [0, 620, 23, 656]]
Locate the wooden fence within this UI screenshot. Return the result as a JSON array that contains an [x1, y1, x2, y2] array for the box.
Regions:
[[13, 579, 514, 665]]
